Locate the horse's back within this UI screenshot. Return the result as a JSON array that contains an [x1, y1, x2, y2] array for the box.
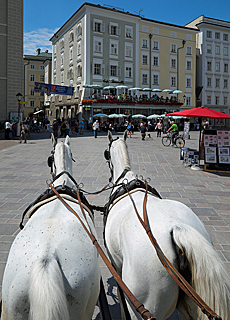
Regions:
[[2, 199, 100, 320]]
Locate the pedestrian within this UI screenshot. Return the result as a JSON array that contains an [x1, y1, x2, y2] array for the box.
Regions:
[[19, 121, 27, 143], [140, 124, 148, 141], [127, 122, 133, 138], [65, 120, 70, 136], [51, 119, 60, 142], [74, 119, 79, 135], [92, 119, 100, 138], [155, 120, 163, 137], [60, 120, 66, 137], [167, 120, 179, 146], [79, 119, 84, 135], [4, 119, 11, 140]]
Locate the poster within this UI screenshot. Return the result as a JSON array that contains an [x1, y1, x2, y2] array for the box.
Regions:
[[183, 122, 190, 139]]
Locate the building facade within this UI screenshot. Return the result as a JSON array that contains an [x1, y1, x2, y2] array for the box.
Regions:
[[0, 0, 23, 122], [23, 49, 52, 118], [186, 15, 230, 113], [49, 3, 197, 122]]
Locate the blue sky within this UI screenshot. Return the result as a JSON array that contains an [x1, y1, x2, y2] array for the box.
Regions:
[[24, 0, 230, 55]]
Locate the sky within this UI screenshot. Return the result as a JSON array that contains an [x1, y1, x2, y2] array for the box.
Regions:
[[24, 0, 230, 55]]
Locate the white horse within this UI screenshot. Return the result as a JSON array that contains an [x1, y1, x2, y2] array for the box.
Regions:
[[1, 135, 100, 320], [104, 131, 230, 320]]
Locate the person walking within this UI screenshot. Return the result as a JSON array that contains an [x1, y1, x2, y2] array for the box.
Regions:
[[79, 119, 84, 135], [167, 120, 179, 146], [51, 119, 60, 142], [19, 121, 27, 143], [155, 120, 163, 137], [92, 119, 100, 138]]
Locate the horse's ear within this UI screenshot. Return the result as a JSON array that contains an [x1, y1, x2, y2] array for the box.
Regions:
[[124, 130, 128, 141], [51, 133, 56, 148], [65, 135, 70, 146], [108, 130, 113, 143]]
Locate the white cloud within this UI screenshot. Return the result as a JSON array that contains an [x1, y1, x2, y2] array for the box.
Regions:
[[24, 28, 59, 55]]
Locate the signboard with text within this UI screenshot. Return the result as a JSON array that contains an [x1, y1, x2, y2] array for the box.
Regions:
[[34, 82, 74, 96]]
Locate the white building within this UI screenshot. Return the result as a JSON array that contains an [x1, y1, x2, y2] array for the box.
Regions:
[[186, 15, 230, 114]]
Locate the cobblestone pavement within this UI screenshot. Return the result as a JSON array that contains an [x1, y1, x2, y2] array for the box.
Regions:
[[0, 129, 229, 320]]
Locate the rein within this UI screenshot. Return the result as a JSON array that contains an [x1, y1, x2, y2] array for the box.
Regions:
[[49, 183, 156, 320], [123, 180, 222, 320]]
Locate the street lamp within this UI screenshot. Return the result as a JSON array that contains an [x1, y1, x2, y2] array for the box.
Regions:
[[16, 92, 22, 137], [177, 40, 186, 91], [183, 95, 186, 105]]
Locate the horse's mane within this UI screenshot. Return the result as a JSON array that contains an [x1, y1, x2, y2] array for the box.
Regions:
[[117, 139, 131, 171]]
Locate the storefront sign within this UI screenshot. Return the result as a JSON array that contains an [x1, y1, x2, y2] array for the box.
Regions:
[[34, 82, 74, 96]]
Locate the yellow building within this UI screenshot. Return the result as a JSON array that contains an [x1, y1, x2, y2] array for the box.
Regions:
[[23, 49, 52, 118], [138, 19, 197, 108]]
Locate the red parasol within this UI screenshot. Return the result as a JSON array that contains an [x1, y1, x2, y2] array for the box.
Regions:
[[167, 107, 230, 168], [167, 106, 230, 119]]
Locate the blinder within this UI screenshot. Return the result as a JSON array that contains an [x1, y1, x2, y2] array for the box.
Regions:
[[47, 155, 54, 168], [104, 149, 110, 161]]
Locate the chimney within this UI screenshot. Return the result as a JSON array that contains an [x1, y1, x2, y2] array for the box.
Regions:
[[36, 48, 41, 55]]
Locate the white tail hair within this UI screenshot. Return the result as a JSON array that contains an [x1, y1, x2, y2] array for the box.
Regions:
[[29, 256, 69, 320], [172, 225, 230, 320]]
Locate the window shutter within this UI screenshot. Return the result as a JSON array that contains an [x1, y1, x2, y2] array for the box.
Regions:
[[109, 25, 111, 34], [101, 23, 105, 32], [101, 64, 105, 75], [117, 27, 121, 36]]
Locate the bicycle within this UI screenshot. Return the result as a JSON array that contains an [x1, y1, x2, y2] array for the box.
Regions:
[[162, 132, 185, 148]]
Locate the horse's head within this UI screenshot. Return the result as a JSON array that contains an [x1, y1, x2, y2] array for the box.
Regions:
[[48, 134, 75, 180], [104, 130, 131, 184]]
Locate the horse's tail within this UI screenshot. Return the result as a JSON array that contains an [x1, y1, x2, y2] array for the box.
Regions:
[[172, 225, 230, 320], [28, 256, 69, 320]]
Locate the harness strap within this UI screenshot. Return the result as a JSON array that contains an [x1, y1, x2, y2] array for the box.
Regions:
[[124, 182, 221, 320], [49, 184, 156, 320]]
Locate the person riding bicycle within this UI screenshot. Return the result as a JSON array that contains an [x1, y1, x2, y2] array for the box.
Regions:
[[167, 121, 179, 146]]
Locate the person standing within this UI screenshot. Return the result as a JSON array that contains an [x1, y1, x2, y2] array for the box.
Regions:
[[140, 124, 148, 141], [51, 119, 60, 142], [4, 119, 11, 140], [19, 121, 27, 143], [79, 119, 84, 135], [155, 120, 163, 137], [167, 120, 179, 146], [92, 119, 100, 138]]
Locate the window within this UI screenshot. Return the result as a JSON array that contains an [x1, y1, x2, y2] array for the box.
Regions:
[[125, 26, 132, 38], [142, 39, 148, 48], [30, 88, 34, 96], [171, 44, 176, 53], [142, 55, 148, 65], [61, 71, 64, 83], [94, 40, 102, 53], [186, 78, 191, 87], [153, 74, 158, 85], [77, 41, 81, 55], [207, 96, 211, 104], [30, 100, 35, 107], [215, 46, 220, 55], [40, 101, 44, 108], [186, 61, 192, 70], [77, 24, 82, 37], [125, 67, 132, 78], [110, 25, 120, 35], [171, 58, 176, 69], [40, 75, 44, 82], [207, 30, 212, 38], [30, 65, 35, 69], [125, 45, 132, 57], [77, 65, 82, 77], [153, 41, 159, 50], [110, 43, 118, 55], [215, 32, 220, 39], [94, 64, 101, 75], [61, 53, 64, 66], [207, 61, 212, 71], [40, 65, 44, 70], [110, 65, 117, 76], [30, 74, 35, 81], [224, 63, 228, 72], [224, 79, 228, 89], [54, 59, 56, 70], [215, 96, 219, 105], [224, 96, 228, 105], [186, 97, 191, 106], [69, 32, 74, 42], [224, 46, 228, 56], [207, 44, 212, 54], [171, 76, 176, 86], [186, 46, 192, 55], [216, 62, 220, 72], [223, 34, 228, 41], [142, 74, 148, 85], [94, 22, 101, 32], [207, 78, 211, 87], [153, 56, 159, 67], [216, 78, 220, 88], [69, 47, 73, 60]]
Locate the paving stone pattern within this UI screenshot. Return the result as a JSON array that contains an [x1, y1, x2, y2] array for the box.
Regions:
[[0, 130, 229, 320]]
